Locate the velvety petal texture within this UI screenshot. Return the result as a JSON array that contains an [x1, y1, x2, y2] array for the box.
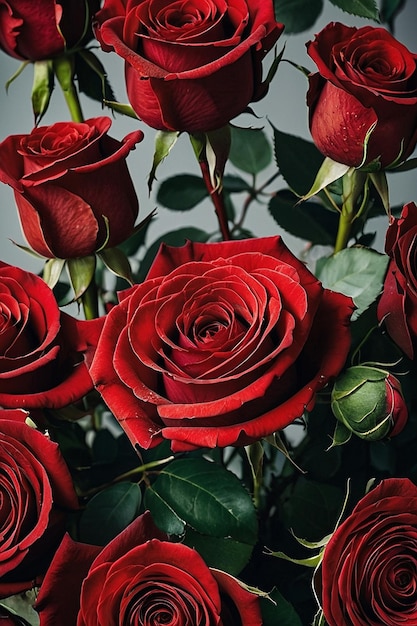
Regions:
[[90, 236, 354, 451], [320, 478, 417, 625], [94, 0, 284, 132], [306, 22, 417, 169], [0, 117, 142, 259], [35, 512, 262, 626], [377, 202, 417, 359], [0, 0, 101, 61], [0, 261, 103, 410], [0, 410, 78, 598]]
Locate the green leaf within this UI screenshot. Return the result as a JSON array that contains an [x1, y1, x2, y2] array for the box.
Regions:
[[229, 126, 272, 174], [222, 174, 251, 193], [144, 485, 186, 536], [79, 482, 142, 545], [144, 458, 258, 544], [282, 478, 344, 541], [156, 174, 208, 210], [260, 588, 303, 626], [274, 0, 323, 34], [328, 0, 379, 20], [75, 49, 116, 104], [380, 0, 405, 25], [184, 530, 254, 575], [272, 124, 324, 196], [268, 190, 339, 245], [118, 210, 156, 257], [316, 247, 390, 320]]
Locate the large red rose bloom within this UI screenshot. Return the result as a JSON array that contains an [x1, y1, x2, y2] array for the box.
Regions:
[[90, 236, 354, 451]]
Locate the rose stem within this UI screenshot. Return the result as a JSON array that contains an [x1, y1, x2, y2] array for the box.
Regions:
[[53, 54, 84, 123], [333, 170, 366, 254], [53, 56, 101, 320], [81, 280, 100, 320], [199, 160, 232, 241]]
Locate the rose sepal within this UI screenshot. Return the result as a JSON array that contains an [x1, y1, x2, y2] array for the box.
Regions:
[[102, 99, 139, 119], [148, 130, 181, 193], [98, 247, 134, 285], [31, 60, 54, 125], [301, 157, 350, 202], [4, 61, 30, 92], [66, 255, 97, 301], [369, 170, 390, 214]]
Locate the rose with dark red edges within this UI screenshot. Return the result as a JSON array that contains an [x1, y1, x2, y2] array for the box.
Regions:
[[306, 22, 417, 169], [35, 511, 262, 626], [0, 261, 103, 410], [377, 202, 417, 359], [319, 478, 417, 625], [0, 409, 78, 599], [94, 0, 284, 132], [90, 236, 354, 452], [0, 117, 142, 259], [0, 0, 101, 61]]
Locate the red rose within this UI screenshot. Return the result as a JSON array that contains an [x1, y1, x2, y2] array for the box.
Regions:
[[319, 478, 417, 625], [0, 117, 142, 259], [377, 202, 417, 359], [306, 22, 417, 169], [35, 511, 262, 626], [0, 0, 100, 61], [0, 261, 103, 410], [0, 409, 78, 598], [90, 236, 354, 452], [94, 0, 283, 132]]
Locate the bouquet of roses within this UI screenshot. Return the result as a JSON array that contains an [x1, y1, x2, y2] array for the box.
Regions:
[[0, 0, 416, 624]]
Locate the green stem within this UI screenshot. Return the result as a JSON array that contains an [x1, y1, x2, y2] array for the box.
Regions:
[[78, 455, 176, 498], [53, 54, 84, 123], [334, 210, 354, 254], [333, 170, 367, 254], [81, 279, 99, 320]]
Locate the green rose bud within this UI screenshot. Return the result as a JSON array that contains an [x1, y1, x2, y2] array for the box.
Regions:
[[331, 365, 408, 443]]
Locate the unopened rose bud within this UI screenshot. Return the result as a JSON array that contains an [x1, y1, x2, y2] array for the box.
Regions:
[[331, 365, 408, 441]]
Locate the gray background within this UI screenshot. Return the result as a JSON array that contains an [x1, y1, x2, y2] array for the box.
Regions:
[[0, 2, 415, 278]]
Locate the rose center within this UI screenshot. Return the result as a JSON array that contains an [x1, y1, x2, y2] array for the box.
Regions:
[[395, 568, 413, 589], [195, 320, 228, 343]]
